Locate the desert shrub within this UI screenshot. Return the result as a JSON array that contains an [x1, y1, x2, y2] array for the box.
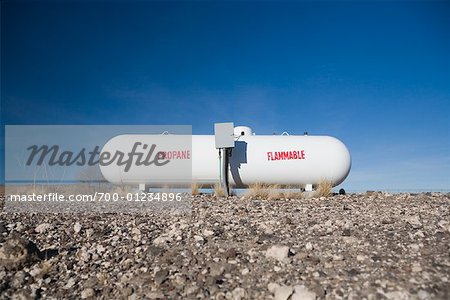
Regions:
[[282, 187, 304, 199], [314, 179, 333, 198], [246, 183, 285, 200], [246, 183, 269, 199], [191, 183, 201, 196], [213, 183, 226, 197], [267, 184, 282, 200], [112, 184, 132, 198]]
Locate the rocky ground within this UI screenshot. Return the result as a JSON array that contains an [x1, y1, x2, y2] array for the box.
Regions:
[[1, 192, 449, 299]]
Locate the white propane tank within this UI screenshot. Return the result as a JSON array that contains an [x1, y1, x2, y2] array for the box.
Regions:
[[100, 127, 351, 189]]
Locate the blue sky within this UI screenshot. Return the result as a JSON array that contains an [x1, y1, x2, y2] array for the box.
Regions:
[[1, 1, 449, 191]]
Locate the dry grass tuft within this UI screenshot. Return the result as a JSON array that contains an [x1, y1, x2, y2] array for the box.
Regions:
[[282, 188, 304, 199], [112, 185, 132, 198], [246, 183, 284, 200], [246, 183, 269, 199], [191, 183, 201, 196], [267, 184, 282, 200], [213, 183, 226, 197], [314, 179, 333, 198]]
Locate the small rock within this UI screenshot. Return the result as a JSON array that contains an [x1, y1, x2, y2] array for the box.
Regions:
[[274, 285, 294, 300], [185, 285, 198, 295], [147, 291, 165, 299], [305, 242, 313, 251], [96, 244, 105, 253], [232, 287, 246, 300], [128, 293, 137, 300], [85, 229, 94, 238], [74, 222, 82, 234], [266, 245, 290, 262], [332, 254, 344, 261], [154, 269, 169, 285], [203, 229, 214, 237], [437, 220, 450, 233], [10, 271, 26, 288], [64, 277, 76, 289], [224, 248, 237, 259], [292, 285, 317, 300], [268, 282, 280, 293], [35, 223, 51, 234], [0, 236, 31, 270], [13, 222, 25, 232], [29, 264, 41, 277], [81, 288, 95, 299], [76, 248, 90, 262], [356, 255, 366, 261], [406, 216, 422, 229], [385, 290, 410, 300], [83, 276, 98, 288], [411, 264, 422, 273], [417, 290, 431, 300], [209, 262, 225, 277], [409, 244, 420, 252], [131, 228, 141, 241], [411, 266, 422, 273], [240, 268, 249, 275], [153, 234, 171, 246], [347, 268, 359, 276], [342, 228, 351, 236], [414, 230, 425, 238], [193, 235, 204, 243]]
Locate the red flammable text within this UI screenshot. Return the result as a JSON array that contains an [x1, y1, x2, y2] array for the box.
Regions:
[[267, 150, 305, 161]]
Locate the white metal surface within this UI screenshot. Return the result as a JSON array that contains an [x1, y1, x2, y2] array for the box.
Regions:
[[100, 129, 351, 189], [234, 126, 253, 136]]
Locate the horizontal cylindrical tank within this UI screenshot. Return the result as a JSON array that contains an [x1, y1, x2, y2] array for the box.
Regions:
[[100, 129, 351, 189]]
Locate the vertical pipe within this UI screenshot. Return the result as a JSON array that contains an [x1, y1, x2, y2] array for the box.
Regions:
[[221, 148, 230, 196]]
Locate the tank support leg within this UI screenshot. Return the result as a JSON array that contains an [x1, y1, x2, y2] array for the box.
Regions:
[[139, 184, 148, 192]]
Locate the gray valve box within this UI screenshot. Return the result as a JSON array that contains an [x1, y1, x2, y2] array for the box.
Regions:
[[214, 122, 235, 149]]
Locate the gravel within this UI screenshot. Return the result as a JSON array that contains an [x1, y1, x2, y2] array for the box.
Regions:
[[1, 192, 449, 299]]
